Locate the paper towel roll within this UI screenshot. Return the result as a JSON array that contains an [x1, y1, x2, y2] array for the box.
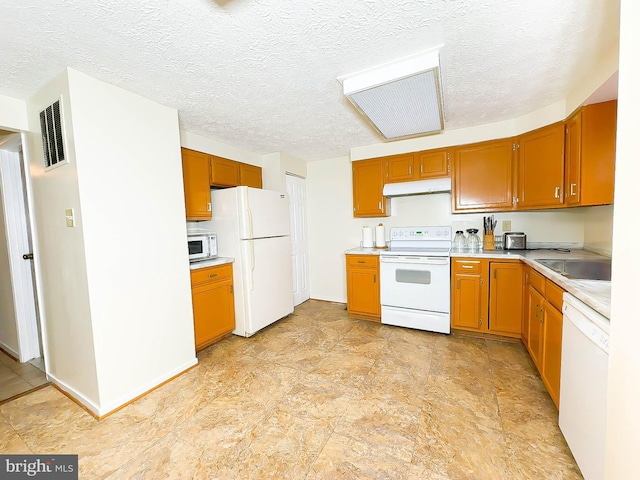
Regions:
[[362, 226, 374, 248], [375, 224, 386, 248]]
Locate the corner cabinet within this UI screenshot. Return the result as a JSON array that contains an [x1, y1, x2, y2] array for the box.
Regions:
[[451, 257, 522, 338], [190, 263, 236, 351], [181, 148, 212, 221], [516, 122, 565, 209], [452, 139, 515, 212], [346, 254, 380, 320], [352, 159, 390, 217]]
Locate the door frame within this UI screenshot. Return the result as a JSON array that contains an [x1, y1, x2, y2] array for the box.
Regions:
[[0, 132, 45, 364]]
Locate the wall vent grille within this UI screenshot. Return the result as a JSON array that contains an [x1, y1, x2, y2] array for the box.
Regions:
[[39, 98, 67, 170]]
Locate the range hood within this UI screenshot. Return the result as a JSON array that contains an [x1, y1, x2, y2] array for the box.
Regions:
[[382, 177, 451, 197]]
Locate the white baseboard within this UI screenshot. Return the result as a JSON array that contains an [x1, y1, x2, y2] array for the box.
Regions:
[[0, 340, 20, 360], [50, 357, 198, 417]]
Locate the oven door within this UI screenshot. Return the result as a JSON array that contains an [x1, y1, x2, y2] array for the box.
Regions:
[[380, 256, 450, 313]]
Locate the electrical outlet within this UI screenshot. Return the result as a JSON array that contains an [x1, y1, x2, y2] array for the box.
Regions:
[[65, 208, 75, 227], [502, 220, 511, 231]]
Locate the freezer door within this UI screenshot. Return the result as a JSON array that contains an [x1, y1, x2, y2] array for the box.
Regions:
[[240, 236, 294, 336], [238, 186, 291, 239]]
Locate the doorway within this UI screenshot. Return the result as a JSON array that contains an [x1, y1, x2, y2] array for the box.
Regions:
[[0, 133, 44, 368], [286, 173, 310, 306]]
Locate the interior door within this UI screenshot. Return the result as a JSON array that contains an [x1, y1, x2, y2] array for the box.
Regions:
[[286, 174, 310, 306]]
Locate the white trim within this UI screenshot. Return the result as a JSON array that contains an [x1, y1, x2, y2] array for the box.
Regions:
[[0, 145, 40, 362], [49, 358, 198, 417], [0, 340, 19, 359]]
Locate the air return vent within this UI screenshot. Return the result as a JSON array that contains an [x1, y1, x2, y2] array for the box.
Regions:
[[39, 98, 67, 170]]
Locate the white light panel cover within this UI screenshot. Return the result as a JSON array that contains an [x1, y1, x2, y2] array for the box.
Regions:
[[341, 48, 445, 140]]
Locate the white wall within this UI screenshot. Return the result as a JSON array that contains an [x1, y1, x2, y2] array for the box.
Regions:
[[262, 151, 307, 193], [0, 176, 18, 356], [180, 130, 262, 166], [0, 93, 28, 131], [26, 70, 100, 405], [306, 156, 587, 302], [605, 0, 640, 475], [67, 69, 196, 413], [584, 205, 614, 256]]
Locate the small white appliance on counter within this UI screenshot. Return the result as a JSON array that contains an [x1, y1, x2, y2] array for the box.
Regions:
[[559, 293, 610, 480], [380, 226, 452, 333], [208, 186, 294, 337], [187, 231, 217, 262]]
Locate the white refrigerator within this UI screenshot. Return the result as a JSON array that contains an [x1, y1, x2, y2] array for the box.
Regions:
[[209, 186, 294, 337]]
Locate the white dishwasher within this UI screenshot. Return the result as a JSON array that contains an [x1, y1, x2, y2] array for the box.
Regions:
[[559, 293, 610, 480]]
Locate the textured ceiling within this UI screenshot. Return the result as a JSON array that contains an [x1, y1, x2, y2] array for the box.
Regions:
[[0, 0, 620, 161]]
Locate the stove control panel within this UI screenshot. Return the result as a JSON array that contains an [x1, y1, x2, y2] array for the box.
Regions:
[[389, 226, 452, 241]]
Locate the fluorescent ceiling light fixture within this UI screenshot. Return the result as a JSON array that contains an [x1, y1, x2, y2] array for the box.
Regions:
[[339, 47, 445, 140]]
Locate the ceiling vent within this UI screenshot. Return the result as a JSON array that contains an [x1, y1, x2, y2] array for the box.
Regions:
[[339, 47, 445, 140], [39, 98, 68, 170]]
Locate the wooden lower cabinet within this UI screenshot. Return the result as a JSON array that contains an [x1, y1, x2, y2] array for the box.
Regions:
[[191, 263, 235, 351], [451, 258, 522, 337], [524, 268, 565, 408], [345, 254, 380, 320]]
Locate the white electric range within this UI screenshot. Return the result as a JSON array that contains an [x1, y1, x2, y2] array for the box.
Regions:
[[379, 226, 452, 334]]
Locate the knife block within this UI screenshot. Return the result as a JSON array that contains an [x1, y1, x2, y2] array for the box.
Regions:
[[483, 234, 495, 250]]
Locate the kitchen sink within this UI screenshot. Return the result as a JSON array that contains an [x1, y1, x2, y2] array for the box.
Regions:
[[535, 258, 612, 281]]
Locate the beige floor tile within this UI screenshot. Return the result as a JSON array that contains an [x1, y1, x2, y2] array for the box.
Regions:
[[0, 413, 32, 454], [0, 376, 36, 402], [308, 350, 375, 388]]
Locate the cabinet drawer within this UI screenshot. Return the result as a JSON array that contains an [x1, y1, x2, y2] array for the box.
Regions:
[[545, 279, 565, 312], [346, 254, 379, 268], [190, 263, 233, 287], [529, 268, 545, 294], [453, 259, 482, 274]]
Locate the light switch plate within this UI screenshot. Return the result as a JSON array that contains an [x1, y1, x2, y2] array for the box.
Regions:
[[65, 208, 75, 227], [502, 220, 511, 231]]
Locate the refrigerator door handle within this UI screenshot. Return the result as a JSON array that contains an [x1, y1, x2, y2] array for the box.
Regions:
[[246, 208, 254, 239], [249, 240, 255, 290]]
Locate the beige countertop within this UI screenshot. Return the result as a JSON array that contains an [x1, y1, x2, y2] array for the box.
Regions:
[[189, 256, 234, 270], [345, 246, 611, 319]]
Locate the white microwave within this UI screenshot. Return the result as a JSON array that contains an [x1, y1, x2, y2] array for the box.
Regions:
[[187, 232, 217, 262]]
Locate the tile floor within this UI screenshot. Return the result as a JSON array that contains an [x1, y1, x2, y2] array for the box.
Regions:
[[0, 300, 582, 479], [0, 350, 49, 404]]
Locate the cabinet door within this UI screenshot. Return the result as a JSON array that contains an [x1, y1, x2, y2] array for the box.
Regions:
[[579, 100, 617, 206], [386, 153, 415, 183], [564, 112, 582, 205], [488, 262, 523, 337], [352, 158, 389, 217], [210, 156, 239, 187], [239, 164, 263, 188], [542, 301, 563, 408], [192, 278, 235, 350], [346, 267, 380, 318], [416, 149, 449, 179], [452, 273, 483, 331], [521, 267, 531, 344], [453, 138, 515, 212], [527, 287, 544, 369], [517, 122, 565, 209], [181, 148, 211, 221]]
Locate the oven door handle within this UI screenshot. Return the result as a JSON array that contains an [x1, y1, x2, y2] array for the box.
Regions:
[[380, 256, 449, 265]]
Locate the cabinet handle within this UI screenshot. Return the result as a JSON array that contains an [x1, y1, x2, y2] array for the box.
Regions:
[[570, 183, 577, 196], [358, 260, 366, 263], [420, 164, 424, 174], [525, 273, 530, 285], [378, 201, 382, 210], [457, 279, 461, 289], [462, 265, 473, 269], [230, 285, 234, 294], [479, 318, 482, 327], [208, 273, 217, 278], [554, 186, 560, 199], [409, 165, 413, 175], [512, 196, 519, 205], [207, 202, 212, 212]]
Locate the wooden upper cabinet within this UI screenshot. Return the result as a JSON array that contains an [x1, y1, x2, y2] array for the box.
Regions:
[[352, 158, 389, 217], [386, 153, 416, 183], [416, 149, 449, 179], [564, 111, 582, 206], [239, 163, 263, 189], [181, 148, 212, 221], [210, 155, 239, 187], [453, 138, 515, 212], [517, 122, 565, 209], [575, 100, 617, 206], [386, 149, 449, 183]]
